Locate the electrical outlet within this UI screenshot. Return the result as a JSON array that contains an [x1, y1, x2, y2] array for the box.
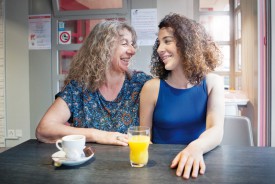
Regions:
[[15, 129, 22, 137], [8, 129, 15, 137]]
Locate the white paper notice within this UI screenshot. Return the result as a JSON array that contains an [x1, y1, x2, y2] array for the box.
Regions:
[[28, 14, 51, 50], [131, 9, 158, 46]]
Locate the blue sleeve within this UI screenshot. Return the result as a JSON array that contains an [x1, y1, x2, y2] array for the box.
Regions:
[[55, 80, 81, 114], [131, 71, 152, 85]]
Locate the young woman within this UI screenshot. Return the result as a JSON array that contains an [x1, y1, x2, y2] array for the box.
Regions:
[[140, 13, 225, 179], [36, 20, 151, 145]]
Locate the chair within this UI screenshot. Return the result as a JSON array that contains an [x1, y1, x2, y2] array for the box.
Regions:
[[221, 115, 254, 146]]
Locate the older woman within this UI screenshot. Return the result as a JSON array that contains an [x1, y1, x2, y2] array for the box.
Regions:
[[36, 20, 151, 145], [140, 13, 224, 179]]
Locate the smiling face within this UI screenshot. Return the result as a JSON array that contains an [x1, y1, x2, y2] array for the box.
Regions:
[[111, 28, 136, 73], [157, 27, 182, 71]]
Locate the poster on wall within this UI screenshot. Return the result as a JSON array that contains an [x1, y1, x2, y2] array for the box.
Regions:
[[28, 14, 51, 50], [131, 9, 157, 46]]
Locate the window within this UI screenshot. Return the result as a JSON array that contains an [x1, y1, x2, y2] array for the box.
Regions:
[[194, 0, 242, 90], [58, 0, 123, 11], [52, 0, 128, 16]]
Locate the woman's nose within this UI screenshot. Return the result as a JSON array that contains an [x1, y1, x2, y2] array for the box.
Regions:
[[127, 45, 136, 55], [157, 44, 164, 54]]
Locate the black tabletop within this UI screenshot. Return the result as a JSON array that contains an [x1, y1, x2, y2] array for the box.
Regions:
[[0, 139, 274, 184]]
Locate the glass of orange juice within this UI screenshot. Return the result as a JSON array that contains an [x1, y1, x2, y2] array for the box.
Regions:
[[128, 126, 150, 167]]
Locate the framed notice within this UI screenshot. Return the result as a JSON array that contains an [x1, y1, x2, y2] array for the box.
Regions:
[[28, 14, 51, 50]]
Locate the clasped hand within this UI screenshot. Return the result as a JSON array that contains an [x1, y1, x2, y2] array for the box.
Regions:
[[97, 131, 128, 146]]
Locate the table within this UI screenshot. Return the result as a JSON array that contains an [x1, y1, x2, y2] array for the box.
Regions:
[[0, 139, 274, 184], [224, 90, 249, 116]]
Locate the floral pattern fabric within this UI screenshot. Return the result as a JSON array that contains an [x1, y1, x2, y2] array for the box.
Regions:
[[56, 71, 151, 133]]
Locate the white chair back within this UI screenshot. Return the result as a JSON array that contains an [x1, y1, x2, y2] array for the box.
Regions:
[[221, 115, 254, 146]]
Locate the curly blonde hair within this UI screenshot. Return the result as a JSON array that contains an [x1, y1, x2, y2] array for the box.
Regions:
[[150, 13, 223, 85], [64, 20, 137, 91]]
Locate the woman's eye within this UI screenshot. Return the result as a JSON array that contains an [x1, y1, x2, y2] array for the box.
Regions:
[[165, 40, 172, 44]]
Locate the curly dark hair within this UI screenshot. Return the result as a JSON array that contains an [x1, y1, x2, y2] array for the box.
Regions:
[[150, 13, 223, 85], [63, 20, 137, 92]]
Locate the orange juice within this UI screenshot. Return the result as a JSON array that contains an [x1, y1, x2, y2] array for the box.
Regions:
[[128, 135, 150, 167]]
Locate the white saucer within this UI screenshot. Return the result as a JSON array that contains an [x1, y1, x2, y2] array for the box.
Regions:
[[52, 151, 94, 166]]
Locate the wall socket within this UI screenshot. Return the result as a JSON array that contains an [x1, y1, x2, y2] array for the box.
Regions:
[[7, 129, 23, 137], [7, 129, 16, 137], [15, 129, 23, 137]]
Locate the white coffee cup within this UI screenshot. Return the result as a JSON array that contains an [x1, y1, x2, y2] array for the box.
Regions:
[[56, 135, 86, 160]]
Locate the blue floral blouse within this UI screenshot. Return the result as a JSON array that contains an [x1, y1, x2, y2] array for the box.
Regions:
[[56, 71, 152, 133]]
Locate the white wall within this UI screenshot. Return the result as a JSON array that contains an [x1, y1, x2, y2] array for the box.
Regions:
[[29, 0, 52, 140], [5, 0, 30, 147]]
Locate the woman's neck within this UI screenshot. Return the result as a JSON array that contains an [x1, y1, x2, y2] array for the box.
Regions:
[[99, 70, 126, 101], [166, 70, 193, 89]]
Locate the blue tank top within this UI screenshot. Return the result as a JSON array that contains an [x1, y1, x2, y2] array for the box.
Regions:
[[152, 79, 208, 144]]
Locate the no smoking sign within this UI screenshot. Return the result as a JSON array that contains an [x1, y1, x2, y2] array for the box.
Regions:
[[59, 31, 71, 44]]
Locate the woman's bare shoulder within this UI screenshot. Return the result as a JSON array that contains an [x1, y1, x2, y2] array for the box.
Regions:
[[205, 73, 224, 92], [206, 73, 223, 84], [143, 78, 160, 88]]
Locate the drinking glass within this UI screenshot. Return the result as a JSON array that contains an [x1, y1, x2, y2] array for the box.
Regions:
[[128, 126, 150, 167]]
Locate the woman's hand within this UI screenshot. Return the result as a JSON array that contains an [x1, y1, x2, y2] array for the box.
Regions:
[[170, 142, 206, 179], [95, 131, 128, 146]]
